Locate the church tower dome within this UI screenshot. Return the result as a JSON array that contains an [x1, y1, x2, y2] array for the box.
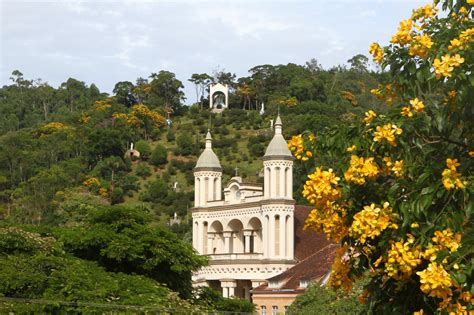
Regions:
[[263, 115, 293, 199], [264, 115, 292, 158], [194, 131, 222, 207], [196, 131, 222, 169]]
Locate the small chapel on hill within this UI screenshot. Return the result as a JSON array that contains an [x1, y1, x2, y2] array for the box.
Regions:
[[191, 116, 336, 312]]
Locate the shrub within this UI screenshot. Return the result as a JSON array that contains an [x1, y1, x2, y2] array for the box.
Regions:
[[136, 163, 151, 178], [150, 144, 168, 167], [135, 140, 151, 160]]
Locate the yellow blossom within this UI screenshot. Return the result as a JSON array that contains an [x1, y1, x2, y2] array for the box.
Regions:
[[409, 35, 433, 58], [346, 145, 357, 153], [442, 158, 465, 190], [83, 177, 100, 187], [349, 202, 397, 244], [431, 229, 462, 253], [433, 54, 465, 79], [401, 106, 413, 117], [385, 237, 422, 280], [364, 110, 377, 124], [305, 201, 348, 242], [288, 134, 314, 161], [392, 160, 404, 177], [417, 262, 453, 301], [410, 98, 425, 112], [391, 19, 413, 46], [373, 123, 403, 146], [303, 167, 341, 206], [369, 42, 384, 63], [411, 222, 419, 228], [344, 155, 380, 185]]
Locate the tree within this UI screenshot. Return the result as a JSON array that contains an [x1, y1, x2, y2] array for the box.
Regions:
[[347, 54, 369, 73], [291, 2, 473, 313], [113, 81, 137, 107], [150, 144, 168, 166], [148, 71, 185, 111], [135, 140, 151, 160], [189, 73, 212, 109], [0, 226, 199, 313], [56, 205, 207, 298]]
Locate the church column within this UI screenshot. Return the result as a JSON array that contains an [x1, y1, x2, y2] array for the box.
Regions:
[[200, 177, 207, 206], [287, 166, 293, 199], [196, 221, 203, 254], [243, 230, 252, 253], [279, 166, 285, 198], [279, 214, 286, 258], [223, 231, 232, 254], [216, 176, 222, 200], [228, 281, 237, 297], [207, 232, 215, 255], [269, 215, 276, 257], [264, 167, 269, 198], [194, 177, 200, 206], [208, 175, 214, 202], [222, 286, 229, 298], [287, 215, 294, 259], [192, 221, 197, 250], [270, 166, 276, 198], [262, 216, 268, 258]]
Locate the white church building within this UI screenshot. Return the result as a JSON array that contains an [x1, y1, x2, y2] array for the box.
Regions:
[[191, 115, 299, 299]]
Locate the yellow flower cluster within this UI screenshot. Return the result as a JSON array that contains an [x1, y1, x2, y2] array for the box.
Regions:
[[98, 188, 109, 198], [433, 54, 465, 79], [373, 123, 403, 146], [93, 100, 112, 111], [369, 43, 384, 63], [303, 167, 341, 206], [305, 201, 348, 242], [288, 134, 314, 161], [442, 158, 465, 190], [384, 236, 422, 281], [80, 113, 91, 124], [43, 122, 67, 130], [411, 3, 438, 22], [349, 203, 397, 244], [363, 110, 377, 125], [449, 28, 474, 51], [401, 98, 425, 118], [422, 229, 462, 265], [132, 104, 166, 127], [329, 247, 352, 292], [409, 35, 433, 58], [341, 91, 358, 106], [39, 122, 68, 137], [344, 155, 380, 185], [417, 262, 453, 301], [431, 229, 462, 253], [83, 177, 100, 187], [384, 157, 404, 177], [391, 19, 413, 46]]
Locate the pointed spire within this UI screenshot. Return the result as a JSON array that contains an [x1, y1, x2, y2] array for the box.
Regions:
[[205, 129, 212, 149], [275, 114, 282, 135]]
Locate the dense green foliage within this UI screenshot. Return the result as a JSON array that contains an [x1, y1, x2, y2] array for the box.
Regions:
[[287, 282, 365, 314]]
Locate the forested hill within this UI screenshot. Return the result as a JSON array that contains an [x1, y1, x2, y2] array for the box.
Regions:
[[0, 57, 386, 311], [0, 57, 386, 227]]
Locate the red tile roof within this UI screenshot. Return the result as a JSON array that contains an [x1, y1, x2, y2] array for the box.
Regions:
[[253, 205, 338, 293]]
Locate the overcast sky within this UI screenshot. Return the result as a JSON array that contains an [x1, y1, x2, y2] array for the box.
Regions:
[[1, 0, 426, 103]]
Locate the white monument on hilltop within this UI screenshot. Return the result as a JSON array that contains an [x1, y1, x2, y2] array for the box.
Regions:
[[191, 115, 295, 299], [209, 83, 229, 113]]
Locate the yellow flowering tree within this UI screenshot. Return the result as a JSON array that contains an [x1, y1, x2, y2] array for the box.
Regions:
[[293, 1, 473, 313]]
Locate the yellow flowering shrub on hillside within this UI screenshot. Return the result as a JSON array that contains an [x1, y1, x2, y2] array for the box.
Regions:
[[291, 1, 473, 313]]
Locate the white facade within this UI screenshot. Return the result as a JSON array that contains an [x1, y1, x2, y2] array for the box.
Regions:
[[192, 116, 295, 299]]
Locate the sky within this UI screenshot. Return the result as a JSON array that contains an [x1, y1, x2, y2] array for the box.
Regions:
[[0, 0, 427, 104]]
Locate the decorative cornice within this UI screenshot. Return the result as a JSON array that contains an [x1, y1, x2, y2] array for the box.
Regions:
[[192, 199, 295, 212], [262, 155, 294, 161]]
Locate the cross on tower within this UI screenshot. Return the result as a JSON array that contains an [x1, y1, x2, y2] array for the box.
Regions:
[[234, 167, 239, 177]]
